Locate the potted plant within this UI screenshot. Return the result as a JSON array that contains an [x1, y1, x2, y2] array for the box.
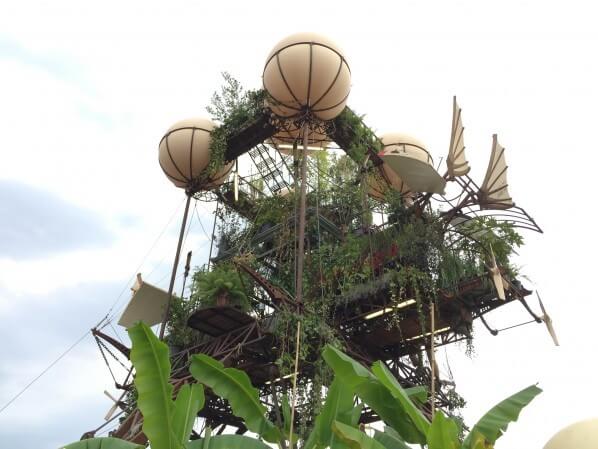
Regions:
[[192, 264, 250, 311]]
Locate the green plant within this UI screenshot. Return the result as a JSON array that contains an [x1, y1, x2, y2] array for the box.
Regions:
[[204, 72, 267, 180], [61, 438, 143, 449], [190, 354, 281, 444], [332, 108, 381, 165], [191, 264, 249, 311], [322, 344, 542, 449]]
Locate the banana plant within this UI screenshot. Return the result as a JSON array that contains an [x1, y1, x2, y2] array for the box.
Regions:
[[322, 344, 542, 449], [61, 438, 144, 449], [189, 357, 361, 449]]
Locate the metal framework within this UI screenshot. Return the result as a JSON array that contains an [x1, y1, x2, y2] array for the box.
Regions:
[[85, 100, 546, 442]]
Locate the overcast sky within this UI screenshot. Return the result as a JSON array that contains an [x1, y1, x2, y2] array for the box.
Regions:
[[1, 1, 597, 448]]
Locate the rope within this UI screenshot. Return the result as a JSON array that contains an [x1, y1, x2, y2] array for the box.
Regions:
[[106, 197, 185, 322], [95, 335, 118, 385], [288, 321, 302, 449], [0, 330, 90, 415]]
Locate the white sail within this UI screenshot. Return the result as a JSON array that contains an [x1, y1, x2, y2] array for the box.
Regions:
[[447, 96, 470, 178], [479, 134, 514, 209]]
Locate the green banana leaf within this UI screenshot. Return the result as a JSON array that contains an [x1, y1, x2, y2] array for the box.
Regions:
[[279, 393, 299, 444], [462, 384, 542, 449], [128, 322, 177, 449], [322, 345, 425, 444], [189, 354, 281, 443], [332, 421, 387, 449], [466, 431, 494, 449], [305, 378, 355, 449], [373, 427, 411, 449], [186, 434, 274, 449], [404, 385, 427, 405], [371, 362, 430, 437], [61, 437, 143, 449], [426, 411, 459, 449], [172, 383, 205, 447]]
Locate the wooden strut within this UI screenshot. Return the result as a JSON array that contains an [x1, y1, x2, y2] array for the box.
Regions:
[[233, 260, 296, 307], [288, 321, 301, 449], [295, 121, 309, 304], [430, 303, 436, 416]]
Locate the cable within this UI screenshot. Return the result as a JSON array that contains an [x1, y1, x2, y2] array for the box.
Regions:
[[0, 330, 90, 415], [0, 199, 186, 415], [106, 197, 185, 322]]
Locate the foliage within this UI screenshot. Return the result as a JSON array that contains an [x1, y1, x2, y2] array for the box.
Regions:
[[190, 264, 250, 311], [128, 322, 205, 449], [322, 345, 428, 445], [332, 108, 381, 164], [332, 421, 387, 449], [204, 72, 267, 182], [461, 385, 542, 449], [186, 434, 274, 449], [189, 354, 281, 444], [62, 335, 540, 449], [61, 438, 143, 449], [323, 344, 541, 449], [304, 379, 357, 449], [167, 293, 201, 349]]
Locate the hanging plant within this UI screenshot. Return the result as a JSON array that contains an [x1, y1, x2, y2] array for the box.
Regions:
[[191, 264, 250, 311]]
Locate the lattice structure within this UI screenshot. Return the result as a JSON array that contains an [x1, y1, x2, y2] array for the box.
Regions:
[[88, 96, 546, 442]]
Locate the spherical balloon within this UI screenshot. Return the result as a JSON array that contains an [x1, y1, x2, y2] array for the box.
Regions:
[[263, 32, 351, 121], [379, 132, 446, 194], [158, 118, 232, 192], [380, 133, 433, 166], [544, 418, 598, 449], [269, 122, 329, 150]]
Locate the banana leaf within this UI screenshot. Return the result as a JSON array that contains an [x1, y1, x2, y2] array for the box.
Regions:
[[173, 383, 205, 447], [462, 384, 542, 448], [61, 437, 143, 449], [189, 354, 281, 443], [305, 378, 355, 449], [322, 345, 425, 444], [128, 322, 177, 449], [332, 421, 387, 449], [371, 362, 430, 437], [404, 385, 427, 405], [279, 393, 299, 444], [426, 411, 459, 449], [186, 434, 273, 449], [373, 427, 411, 449]]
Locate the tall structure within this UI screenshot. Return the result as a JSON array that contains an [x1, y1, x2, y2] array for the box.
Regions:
[[87, 33, 552, 443]]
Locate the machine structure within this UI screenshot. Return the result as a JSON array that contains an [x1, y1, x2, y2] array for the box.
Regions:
[[86, 33, 553, 443]]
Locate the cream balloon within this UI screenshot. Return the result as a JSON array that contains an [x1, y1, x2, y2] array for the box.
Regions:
[[263, 32, 351, 121], [367, 164, 410, 201], [379, 133, 446, 194], [270, 121, 329, 151], [544, 418, 598, 449], [159, 118, 232, 191]]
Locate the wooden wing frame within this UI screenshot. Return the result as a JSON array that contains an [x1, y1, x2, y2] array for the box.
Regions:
[[447, 96, 471, 179]]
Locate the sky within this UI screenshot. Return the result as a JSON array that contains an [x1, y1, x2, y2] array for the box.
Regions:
[[0, 0, 597, 447]]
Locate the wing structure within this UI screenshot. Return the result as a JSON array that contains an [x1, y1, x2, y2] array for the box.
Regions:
[[538, 292, 560, 346], [447, 96, 470, 178], [487, 246, 506, 301], [479, 134, 514, 209]]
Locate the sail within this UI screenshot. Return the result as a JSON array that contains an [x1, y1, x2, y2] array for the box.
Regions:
[[479, 134, 514, 209], [447, 96, 470, 178]]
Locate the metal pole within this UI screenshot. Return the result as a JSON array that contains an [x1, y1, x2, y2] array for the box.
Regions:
[[159, 193, 192, 340], [179, 250, 193, 300], [295, 121, 309, 304], [207, 201, 220, 271], [430, 302, 436, 416]]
